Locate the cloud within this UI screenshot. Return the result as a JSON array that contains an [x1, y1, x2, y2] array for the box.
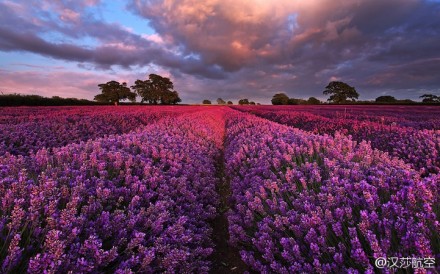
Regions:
[[0, 67, 159, 100], [128, 0, 440, 98], [0, 68, 104, 99], [0, 0, 225, 79], [0, 0, 439, 102], [129, 0, 298, 71]]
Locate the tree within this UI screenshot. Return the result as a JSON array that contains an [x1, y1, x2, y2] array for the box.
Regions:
[[287, 98, 305, 105], [271, 93, 289, 105], [307, 97, 321, 104], [238, 99, 250, 105], [323, 81, 359, 103], [287, 98, 299, 105], [375, 95, 397, 103], [227, 101, 233, 105], [95, 81, 136, 105], [131, 79, 159, 104], [161, 90, 182, 105], [249, 101, 256, 105], [202, 99, 212, 104], [131, 74, 181, 105], [400, 99, 416, 104], [420, 94, 440, 103], [217, 98, 226, 105]]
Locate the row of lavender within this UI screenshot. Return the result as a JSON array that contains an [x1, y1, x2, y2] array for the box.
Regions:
[[0, 106, 193, 156], [225, 110, 439, 273], [309, 106, 440, 129], [236, 107, 440, 175], [0, 109, 225, 273], [0, 106, 188, 125], [236, 105, 440, 130]]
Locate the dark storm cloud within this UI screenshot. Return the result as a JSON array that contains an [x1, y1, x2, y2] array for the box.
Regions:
[[127, 0, 440, 101], [0, 23, 226, 78], [0, 27, 92, 61], [0, 0, 226, 79]]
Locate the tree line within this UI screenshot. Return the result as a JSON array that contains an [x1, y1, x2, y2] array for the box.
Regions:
[[2, 79, 438, 106], [94, 74, 181, 105], [0, 94, 100, 107], [201, 98, 260, 105], [270, 81, 440, 105]]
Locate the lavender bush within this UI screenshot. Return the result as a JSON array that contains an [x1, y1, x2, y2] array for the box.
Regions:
[[238, 108, 440, 175], [234, 105, 440, 130], [0, 106, 194, 156], [1, 105, 438, 273], [0, 108, 226, 273], [225, 110, 439, 273]]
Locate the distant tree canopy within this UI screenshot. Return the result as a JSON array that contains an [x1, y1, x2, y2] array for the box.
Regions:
[[271, 93, 319, 105], [271, 93, 289, 105], [0, 93, 100, 106], [400, 99, 416, 104], [238, 99, 250, 105], [376, 95, 397, 103], [307, 97, 321, 104], [161, 90, 181, 105], [227, 101, 233, 105], [249, 101, 256, 105], [288, 98, 307, 105], [202, 99, 212, 104], [95, 81, 136, 105], [420, 94, 440, 103], [131, 74, 181, 105], [323, 81, 359, 103], [217, 98, 226, 105]]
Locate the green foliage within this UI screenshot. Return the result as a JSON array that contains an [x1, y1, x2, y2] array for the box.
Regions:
[[161, 90, 181, 105], [131, 79, 159, 104], [238, 99, 250, 105], [399, 99, 416, 104], [288, 98, 307, 105], [307, 97, 321, 104], [287, 98, 298, 105], [227, 101, 233, 105], [95, 81, 136, 105], [271, 93, 314, 105], [271, 93, 289, 105], [375, 95, 397, 103], [420, 94, 440, 103], [323, 81, 359, 103], [131, 74, 181, 105], [249, 101, 256, 105], [217, 98, 226, 105], [202, 99, 212, 104]]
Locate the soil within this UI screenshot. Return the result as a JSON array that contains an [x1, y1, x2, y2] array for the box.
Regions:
[[209, 148, 249, 274]]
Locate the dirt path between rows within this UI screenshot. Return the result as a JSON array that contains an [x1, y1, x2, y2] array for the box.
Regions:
[[209, 140, 248, 273]]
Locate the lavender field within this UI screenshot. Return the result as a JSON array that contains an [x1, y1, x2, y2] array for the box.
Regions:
[[0, 105, 439, 273]]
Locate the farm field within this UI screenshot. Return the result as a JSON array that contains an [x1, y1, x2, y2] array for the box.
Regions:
[[0, 105, 439, 273]]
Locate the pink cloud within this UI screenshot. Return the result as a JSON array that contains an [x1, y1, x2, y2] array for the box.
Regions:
[[0, 69, 134, 100], [131, 0, 302, 70], [59, 9, 81, 23]]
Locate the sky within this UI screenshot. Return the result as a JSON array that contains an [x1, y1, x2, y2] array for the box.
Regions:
[[0, 0, 439, 104]]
